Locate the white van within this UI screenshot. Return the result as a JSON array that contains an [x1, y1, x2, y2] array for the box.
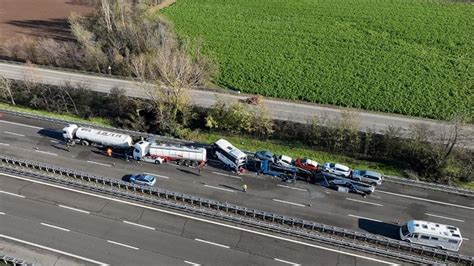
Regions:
[[400, 220, 463, 251]]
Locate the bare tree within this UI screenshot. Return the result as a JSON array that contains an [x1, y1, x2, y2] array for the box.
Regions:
[[0, 76, 15, 105]]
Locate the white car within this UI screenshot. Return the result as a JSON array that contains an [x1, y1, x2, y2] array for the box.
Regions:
[[322, 163, 351, 177], [275, 155, 293, 167]]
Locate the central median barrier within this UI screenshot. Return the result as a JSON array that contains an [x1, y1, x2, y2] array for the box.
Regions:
[[1, 155, 473, 265]]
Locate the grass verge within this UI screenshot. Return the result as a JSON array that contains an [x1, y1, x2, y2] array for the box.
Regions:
[[0, 103, 113, 127]]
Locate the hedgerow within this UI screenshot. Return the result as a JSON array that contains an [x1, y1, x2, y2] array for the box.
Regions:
[[162, 0, 473, 121]]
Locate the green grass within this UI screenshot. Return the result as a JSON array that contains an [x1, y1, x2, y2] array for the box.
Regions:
[[162, 0, 474, 121], [192, 132, 406, 177], [0, 103, 113, 127]]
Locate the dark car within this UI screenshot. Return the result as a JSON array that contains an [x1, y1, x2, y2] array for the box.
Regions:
[[255, 150, 274, 161], [328, 179, 375, 195], [129, 173, 156, 186]]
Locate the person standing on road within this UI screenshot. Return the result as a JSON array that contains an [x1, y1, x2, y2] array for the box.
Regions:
[[107, 148, 113, 157]]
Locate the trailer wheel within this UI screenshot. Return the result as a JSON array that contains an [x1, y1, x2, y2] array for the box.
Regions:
[[177, 160, 183, 166], [191, 161, 198, 167], [184, 160, 190, 167], [81, 140, 89, 146]]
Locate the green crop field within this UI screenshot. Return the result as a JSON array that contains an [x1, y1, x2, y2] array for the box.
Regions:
[[162, 0, 473, 121]]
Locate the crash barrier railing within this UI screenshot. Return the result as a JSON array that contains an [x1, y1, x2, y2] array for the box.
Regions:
[[0, 108, 190, 145], [1, 156, 473, 265], [1, 108, 472, 197], [0, 254, 33, 266], [383, 175, 474, 197]]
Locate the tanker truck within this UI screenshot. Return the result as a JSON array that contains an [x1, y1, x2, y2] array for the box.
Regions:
[[62, 124, 133, 149], [133, 138, 206, 166]]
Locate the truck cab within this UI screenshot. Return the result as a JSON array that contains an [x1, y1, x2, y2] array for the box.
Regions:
[[62, 124, 78, 141], [133, 141, 150, 160]]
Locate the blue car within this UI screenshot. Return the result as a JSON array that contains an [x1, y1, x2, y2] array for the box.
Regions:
[[129, 174, 156, 186], [255, 150, 274, 161]]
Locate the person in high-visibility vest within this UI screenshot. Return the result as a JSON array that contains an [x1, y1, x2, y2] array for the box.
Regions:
[[242, 184, 247, 192], [106, 148, 112, 157]]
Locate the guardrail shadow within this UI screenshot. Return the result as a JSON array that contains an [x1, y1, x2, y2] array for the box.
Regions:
[[358, 218, 401, 240]]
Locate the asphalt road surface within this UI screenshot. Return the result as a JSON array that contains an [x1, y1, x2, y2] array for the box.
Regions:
[[1, 114, 473, 263], [0, 173, 399, 266], [1, 62, 472, 148]]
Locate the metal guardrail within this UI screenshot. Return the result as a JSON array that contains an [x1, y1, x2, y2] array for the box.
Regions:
[[0, 108, 190, 145], [384, 175, 474, 197], [1, 107, 473, 196], [1, 156, 473, 265], [0, 254, 33, 266]]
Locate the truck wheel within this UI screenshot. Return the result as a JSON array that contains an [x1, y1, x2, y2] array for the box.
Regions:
[[184, 160, 190, 167], [191, 161, 198, 167], [81, 140, 89, 146], [155, 160, 161, 165]]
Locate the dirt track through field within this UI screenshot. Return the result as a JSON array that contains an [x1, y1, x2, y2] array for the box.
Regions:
[[157, 0, 177, 10], [0, 0, 93, 42]]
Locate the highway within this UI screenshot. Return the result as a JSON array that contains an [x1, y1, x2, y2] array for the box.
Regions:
[[1, 114, 473, 263], [1, 62, 473, 147], [0, 173, 397, 266]]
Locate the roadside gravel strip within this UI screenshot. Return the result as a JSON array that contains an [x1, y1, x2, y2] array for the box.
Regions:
[[1, 158, 472, 265]]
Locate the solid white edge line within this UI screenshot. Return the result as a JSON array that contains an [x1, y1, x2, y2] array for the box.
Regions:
[[277, 184, 307, 192], [0, 142, 10, 146], [123, 220, 155, 230], [345, 198, 383, 207], [425, 213, 465, 223], [463, 238, 469, 241], [203, 184, 235, 193], [184, 261, 201, 266], [41, 222, 70, 232], [273, 199, 306, 207], [212, 172, 242, 179], [0, 234, 108, 265], [0, 190, 25, 198], [3, 131, 25, 137], [0, 172, 397, 265], [347, 214, 382, 223], [35, 150, 58, 156], [87, 160, 112, 167], [194, 238, 229, 249], [143, 173, 170, 179], [0, 212, 5, 215], [377, 190, 474, 210], [0, 120, 43, 129], [274, 258, 301, 265], [58, 205, 90, 214], [107, 240, 139, 250]]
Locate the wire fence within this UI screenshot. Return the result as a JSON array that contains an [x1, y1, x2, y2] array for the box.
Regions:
[[1, 155, 473, 265]]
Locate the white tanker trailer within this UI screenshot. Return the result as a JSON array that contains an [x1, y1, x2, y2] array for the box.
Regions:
[[133, 138, 206, 166], [62, 124, 133, 149]]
